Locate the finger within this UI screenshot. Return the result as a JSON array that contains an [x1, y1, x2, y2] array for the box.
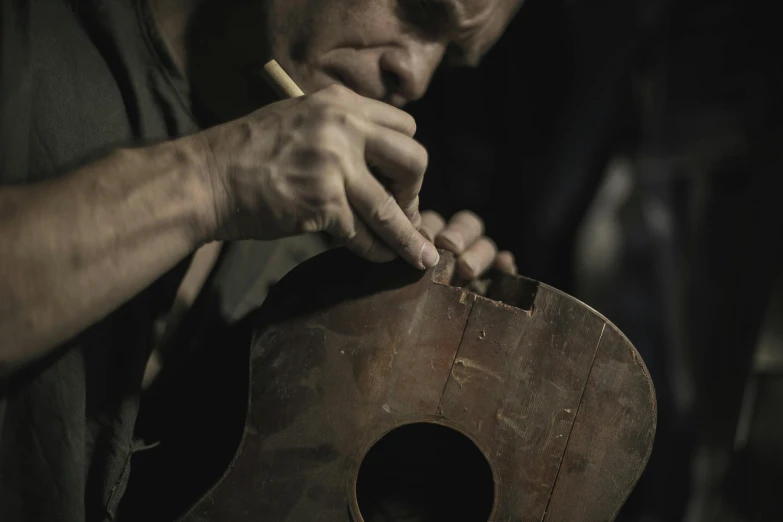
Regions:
[[365, 125, 428, 219], [494, 250, 517, 275], [457, 237, 497, 280], [357, 97, 418, 136], [343, 216, 398, 263], [408, 197, 422, 228], [346, 167, 439, 270], [316, 85, 418, 136], [319, 182, 397, 263], [419, 211, 446, 242], [435, 210, 485, 254]]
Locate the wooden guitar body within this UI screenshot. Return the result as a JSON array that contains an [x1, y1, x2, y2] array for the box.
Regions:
[[180, 248, 656, 522]]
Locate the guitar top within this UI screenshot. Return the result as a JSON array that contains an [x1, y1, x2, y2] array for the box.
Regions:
[[180, 248, 656, 522]]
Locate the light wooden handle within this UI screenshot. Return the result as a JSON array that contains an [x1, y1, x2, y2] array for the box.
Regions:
[[263, 60, 305, 99]]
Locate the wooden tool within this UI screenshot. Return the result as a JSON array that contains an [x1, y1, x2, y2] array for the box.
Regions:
[[263, 60, 305, 98]]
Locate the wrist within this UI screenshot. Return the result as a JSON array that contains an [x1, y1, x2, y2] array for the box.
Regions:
[[138, 137, 222, 248]]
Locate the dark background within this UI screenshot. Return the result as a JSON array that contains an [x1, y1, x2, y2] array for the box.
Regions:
[[408, 0, 783, 520]]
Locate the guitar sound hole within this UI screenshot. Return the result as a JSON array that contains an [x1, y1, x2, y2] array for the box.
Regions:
[[355, 422, 494, 522]]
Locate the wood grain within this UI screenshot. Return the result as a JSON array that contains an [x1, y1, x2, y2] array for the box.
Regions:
[[544, 325, 657, 522], [438, 291, 605, 522], [178, 248, 656, 522]]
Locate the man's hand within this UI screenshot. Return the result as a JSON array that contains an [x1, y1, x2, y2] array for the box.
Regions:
[[191, 84, 439, 270], [419, 210, 516, 282]]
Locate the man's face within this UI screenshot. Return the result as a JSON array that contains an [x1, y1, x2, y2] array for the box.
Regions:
[[266, 0, 523, 107], [189, 0, 522, 119]]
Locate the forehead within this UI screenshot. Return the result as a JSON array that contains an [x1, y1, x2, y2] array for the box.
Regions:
[[447, 0, 523, 65]]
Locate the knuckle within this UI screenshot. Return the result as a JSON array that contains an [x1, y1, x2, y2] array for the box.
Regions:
[[327, 110, 362, 132], [306, 94, 339, 116], [319, 105, 347, 123], [311, 122, 339, 145], [419, 141, 429, 163], [411, 143, 428, 175], [318, 174, 346, 204], [406, 115, 417, 136], [302, 168, 341, 203], [370, 193, 399, 227], [304, 106, 365, 144], [337, 222, 357, 241], [311, 113, 361, 144], [229, 119, 256, 148], [330, 216, 356, 241], [397, 143, 428, 179], [311, 85, 354, 107], [295, 145, 341, 170], [323, 83, 353, 99], [298, 217, 324, 234], [397, 111, 417, 136], [310, 88, 333, 104], [308, 102, 338, 122], [346, 229, 376, 257], [324, 106, 362, 128]]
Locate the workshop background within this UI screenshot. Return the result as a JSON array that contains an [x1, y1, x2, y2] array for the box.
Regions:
[[409, 0, 783, 520]]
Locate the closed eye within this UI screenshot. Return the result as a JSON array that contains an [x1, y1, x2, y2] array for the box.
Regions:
[[397, 0, 456, 39]]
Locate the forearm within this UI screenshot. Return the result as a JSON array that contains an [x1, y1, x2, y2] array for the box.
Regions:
[[0, 139, 213, 376]]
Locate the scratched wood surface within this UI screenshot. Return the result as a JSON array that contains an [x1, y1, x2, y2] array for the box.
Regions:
[[179, 249, 656, 522]]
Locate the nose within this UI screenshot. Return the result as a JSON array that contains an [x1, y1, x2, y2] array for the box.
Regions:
[[379, 41, 446, 105]]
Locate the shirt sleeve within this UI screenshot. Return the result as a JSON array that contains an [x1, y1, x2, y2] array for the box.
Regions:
[[0, 0, 33, 185]]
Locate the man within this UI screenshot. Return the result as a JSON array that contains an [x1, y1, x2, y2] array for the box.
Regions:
[[0, 0, 523, 520]]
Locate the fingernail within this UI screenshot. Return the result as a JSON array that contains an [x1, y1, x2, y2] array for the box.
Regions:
[[421, 243, 440, 269]]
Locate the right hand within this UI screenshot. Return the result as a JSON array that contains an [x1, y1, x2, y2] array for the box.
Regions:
[[192, 84, 440, 270]]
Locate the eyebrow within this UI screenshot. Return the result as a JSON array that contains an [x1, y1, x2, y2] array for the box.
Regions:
[[398, 0, 459, 34]]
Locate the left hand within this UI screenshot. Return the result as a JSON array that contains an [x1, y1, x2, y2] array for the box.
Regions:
[[418, 210, 517, 283]]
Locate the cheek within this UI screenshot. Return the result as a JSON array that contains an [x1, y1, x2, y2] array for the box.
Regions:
[[272, 0, 405, 93], [271, 1, 335, 64]]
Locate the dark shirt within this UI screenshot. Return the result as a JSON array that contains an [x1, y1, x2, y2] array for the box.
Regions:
[[0, 0, 325, 520]]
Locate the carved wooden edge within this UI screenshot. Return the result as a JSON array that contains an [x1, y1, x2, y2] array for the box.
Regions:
[[430, 271, 657, 522], [539, 286, 658, 522]]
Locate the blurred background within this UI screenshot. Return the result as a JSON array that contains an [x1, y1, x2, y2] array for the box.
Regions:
[[407, 0, 783, 520]]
